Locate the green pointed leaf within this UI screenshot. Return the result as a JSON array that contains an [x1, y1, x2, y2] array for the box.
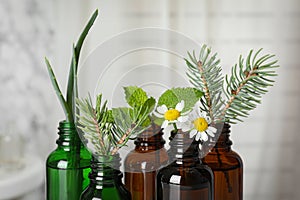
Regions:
[[66, 9, 99, 113], [158, 87, 203, 112], [124, 86, 148, 108], [45, 57, 73, 122]]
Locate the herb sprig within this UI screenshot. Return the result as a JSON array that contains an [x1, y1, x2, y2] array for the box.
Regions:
[[45, 10, 98, 122]]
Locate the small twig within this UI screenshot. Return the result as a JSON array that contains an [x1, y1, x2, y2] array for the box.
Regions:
[[222, 68, 257, 118], [197, 61, 213, 120], [111, 127, 132, 155], [91, 108, 106, 155]]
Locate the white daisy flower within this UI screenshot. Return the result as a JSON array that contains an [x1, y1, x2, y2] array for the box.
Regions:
[[154, 100, 189, 130], [178, 105, 217, 149]]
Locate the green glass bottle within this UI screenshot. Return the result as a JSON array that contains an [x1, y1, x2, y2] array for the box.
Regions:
[[80, 154, 131, 200], [46, 121, 92, 200]]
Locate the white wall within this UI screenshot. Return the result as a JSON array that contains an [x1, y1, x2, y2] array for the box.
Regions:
[[0, 0, 299, 199]]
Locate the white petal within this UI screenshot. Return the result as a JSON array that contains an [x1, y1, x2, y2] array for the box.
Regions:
[[157, 105, 168, 114], [162, 124, 172, 135], [200, 132, 208, 141], [209, 126, 217, 133], [153, 111, 163, 118], [195, 132, 202, 141], [189, 129, 198, 138], [190, 111, 198, 121], [198, 143, 202, 150], [161, 120, 169, 129], [178, 115, 188, 122], [194, 100, 202, 109], [175, 100, 184, 112], [207, 127, 217, 137], [206, 130, 215, 137], [180, 123, 193, 132]]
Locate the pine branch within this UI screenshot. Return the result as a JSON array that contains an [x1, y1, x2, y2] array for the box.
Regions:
[[185, 45, 224, 122], [223, 49, 279, 123], [111, 127, 132, 155], [76, 94, 112, 155]]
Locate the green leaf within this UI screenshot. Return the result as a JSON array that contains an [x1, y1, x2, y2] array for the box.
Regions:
[[138, 97, 156, 127], [124, 86, 148, 108], [157, 89, 178, 109], [45, 57, 73, 122], [158, 87, 203, 112], [112, 107, 133, 129], [66, 9, 99, 114], [106, 110, 114, 123]]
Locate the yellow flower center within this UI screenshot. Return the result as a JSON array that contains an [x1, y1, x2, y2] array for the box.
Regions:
[[193, 117, 208, 132], [164, 109, 180, 121]]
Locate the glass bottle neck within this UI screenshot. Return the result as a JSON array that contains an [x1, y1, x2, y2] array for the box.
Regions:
[[56, 120, 84, 151], [211, 123, 232, 152], [134, 123, 165, 151], [168, 131, 201, 166], [89, 155, 121, 188]]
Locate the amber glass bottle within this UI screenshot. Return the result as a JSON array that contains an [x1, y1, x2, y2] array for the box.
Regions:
[[202, 123, 243, 200], [157, 130, 214, 200], [124, 123, 168, 200]]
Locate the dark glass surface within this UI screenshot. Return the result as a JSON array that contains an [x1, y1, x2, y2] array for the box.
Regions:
[[125, 124, 168, 200], [46, 121, 91, 200], [80, 155, 131, 200], [157, 130, 214, 200], [202, 123, 243, 200]]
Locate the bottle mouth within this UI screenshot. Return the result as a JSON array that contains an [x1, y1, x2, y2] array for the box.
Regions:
[[59, 120, 76, 129]]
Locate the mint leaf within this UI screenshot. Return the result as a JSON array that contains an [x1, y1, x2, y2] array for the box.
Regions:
[[141, 97, 156, 114], [124, 86, 148, 108], [157, 89, 178, 109], [158, 87, 204, 112]]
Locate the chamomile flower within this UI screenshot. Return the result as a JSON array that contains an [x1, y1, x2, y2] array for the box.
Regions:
[[178, 105, 217, 149], [154, 100, 189, 130]]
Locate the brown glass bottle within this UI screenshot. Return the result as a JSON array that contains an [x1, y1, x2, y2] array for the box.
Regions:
[[202, 123, 243, 200], [157, 130, 214, 200], [124, 123, 168, 200]]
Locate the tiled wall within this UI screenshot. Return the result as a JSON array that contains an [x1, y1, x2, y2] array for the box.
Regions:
[[0, 0, 299, 199]]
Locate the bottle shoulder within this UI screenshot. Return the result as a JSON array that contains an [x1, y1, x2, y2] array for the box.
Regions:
[[81, 184, 131, 200], [202, 149, 243, 169], [124, 148, 168, 163], [158, 164, 213, 185], [46, 148, 91, 169]]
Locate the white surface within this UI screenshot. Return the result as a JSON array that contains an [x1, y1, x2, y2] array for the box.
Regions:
[[0, 155, 44, 200]]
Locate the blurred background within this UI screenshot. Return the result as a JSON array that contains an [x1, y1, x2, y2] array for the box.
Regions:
[[0, 0, 299, 199]]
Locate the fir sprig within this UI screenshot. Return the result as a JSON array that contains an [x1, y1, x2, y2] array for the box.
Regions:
[[185, 45, 224, 122], [76, 87, 155, 156], [223, 49, 279, 123], [76, 94, 113, 156]]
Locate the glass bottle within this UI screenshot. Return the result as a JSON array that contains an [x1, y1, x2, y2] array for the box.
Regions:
[[157, 130, 214, 200], [46, 121, 91, 200], [124, 123, 168, 200], [202, 123, 243, 200], [80, 154, 131, 200]]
